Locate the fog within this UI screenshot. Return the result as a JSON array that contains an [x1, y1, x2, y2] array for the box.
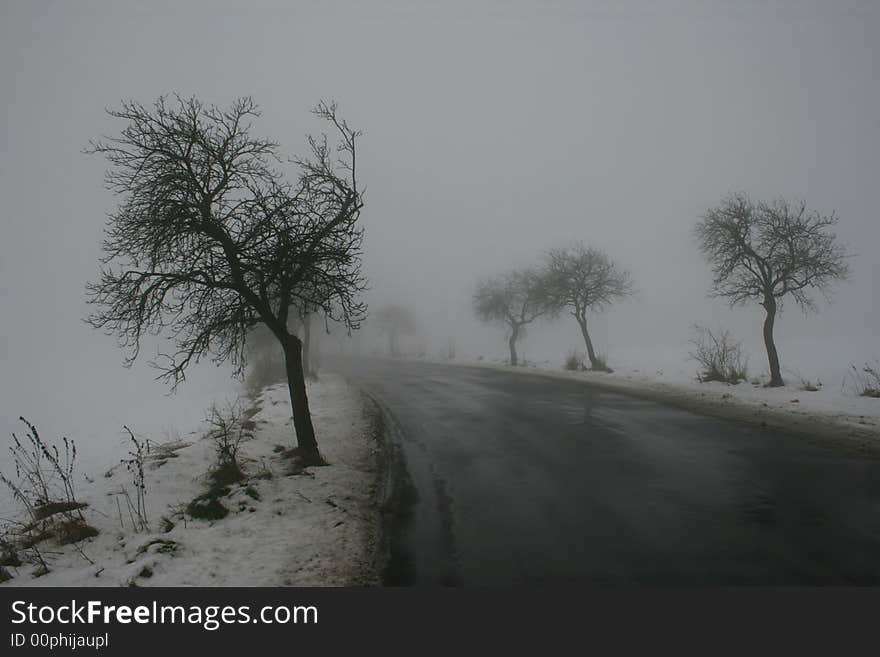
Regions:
[[2, 1, 879, 469]]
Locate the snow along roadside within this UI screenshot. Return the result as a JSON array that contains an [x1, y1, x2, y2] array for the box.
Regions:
[[1, 373, 384, 587]]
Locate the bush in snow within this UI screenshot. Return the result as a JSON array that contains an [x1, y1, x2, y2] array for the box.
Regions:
[[206, 403, 252, 486], [0, 417, 84, 523], [564, 350, 585, 371], [848, 360, 880, 398], [785, 369, 823, 392], [186, 403, 254, 522], [0, 418, 99, 577], [0, 536, 21, 568], [689, 325, 748, 385], [119, 427, 150, 532]]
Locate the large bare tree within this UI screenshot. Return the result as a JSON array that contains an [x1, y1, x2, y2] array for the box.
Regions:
[[473, 269, 551, 366], [544, 244, 633, 371], [695, 192, 849, 387], [86, 95, 365, 464]]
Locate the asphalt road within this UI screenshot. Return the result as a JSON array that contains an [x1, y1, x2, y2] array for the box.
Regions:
[[331, 357, 880, 586]]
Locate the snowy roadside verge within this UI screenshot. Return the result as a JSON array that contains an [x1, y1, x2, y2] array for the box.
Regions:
[[1, 373, 384, 586], [433, 358, 880, 454]]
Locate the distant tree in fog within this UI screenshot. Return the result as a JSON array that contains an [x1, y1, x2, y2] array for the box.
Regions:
[[695, 192, 850, 387], [293, 304, 318, 377], [543, 244, 633, 371], [472, 269, 552, 366], [374, 305, 418, 357], [85, 95, 366, 465]]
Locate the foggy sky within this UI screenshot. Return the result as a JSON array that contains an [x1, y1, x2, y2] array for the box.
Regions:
[[2, 0, 879, 458]]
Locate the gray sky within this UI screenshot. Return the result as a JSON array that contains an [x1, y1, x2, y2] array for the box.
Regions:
[[2, 0, 879, 455]]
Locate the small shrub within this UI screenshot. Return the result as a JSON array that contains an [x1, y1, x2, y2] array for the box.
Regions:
[[56, 518, 99, 545], [564, 350, 585, 371], [120, 427, 150, 532], [786, 369, 822, 392], [0, 420, 98, 569], [185, 403, 257, 521], [0, 418, 82, 523], [848, 360, 880, 398], [253, 459, 274, 480], [195, 404, 250, 498], [798, 377, 822, 392], [689, 325, 748, 384], [186, 493, 229, 520], [589, 354, 613, 373], [0, 566, 11, 582], [244, 486, 261, 501], [210, 462, 244, 490], [206, 403, 250, 477], [19, 528, 54, 549], [0, 538, 21, 567]]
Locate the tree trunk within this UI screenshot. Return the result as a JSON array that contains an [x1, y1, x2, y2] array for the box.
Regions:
[[577, 314, 600, 370], [301, 313, 312, 377], [282, 335, 324, 465], [508, 325, 519, 366], [762, 296, 784, 387], [388, 329, 397, 357]]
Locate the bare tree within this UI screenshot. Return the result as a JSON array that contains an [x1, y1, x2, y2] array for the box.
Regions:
[[473, 269, 551, 366], [85, 95, 365, 465], [544, 244, 633, 371], [695, 193, 849, 387], [373, 305, 418, 357]]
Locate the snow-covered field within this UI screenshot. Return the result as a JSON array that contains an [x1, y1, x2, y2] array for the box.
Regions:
[[0, 373, 382, 587], [458, 342, 880, 450]]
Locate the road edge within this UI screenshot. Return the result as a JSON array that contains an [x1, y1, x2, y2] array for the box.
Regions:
[[355, 388, 419, 586], [457, 360, 880, 456]]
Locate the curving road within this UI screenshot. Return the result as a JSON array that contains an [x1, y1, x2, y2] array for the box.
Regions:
[[331, 357, 880, 586]]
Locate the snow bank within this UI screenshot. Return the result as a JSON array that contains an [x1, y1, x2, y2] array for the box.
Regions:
[[1, 373, 382, 587], [452, 347, 880, 451]]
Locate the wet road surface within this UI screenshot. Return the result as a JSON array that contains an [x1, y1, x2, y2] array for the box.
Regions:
[[331, 358, 880, 585]]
